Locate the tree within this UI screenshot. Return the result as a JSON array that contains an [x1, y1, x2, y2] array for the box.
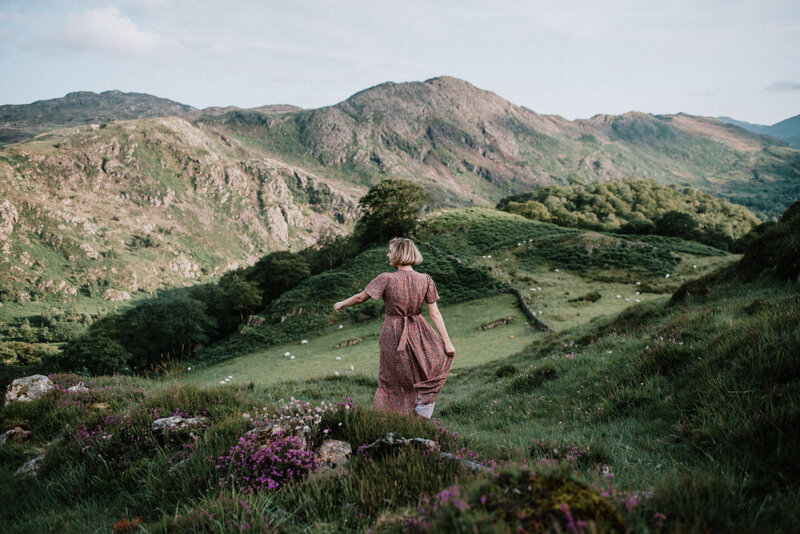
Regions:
[[247, 251, 311, 303], [655, 210, 699, 239], [120, 296, 215, 371], [55, 334, 132, 375], [218, 273, 262, 321], [355, 179, 430, 244]]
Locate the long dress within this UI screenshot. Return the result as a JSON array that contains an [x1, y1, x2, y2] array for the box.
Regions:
[[363, 269, 453, 418]]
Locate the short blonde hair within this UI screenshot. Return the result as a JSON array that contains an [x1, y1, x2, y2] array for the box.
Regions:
[[388, 237, 423, 266]]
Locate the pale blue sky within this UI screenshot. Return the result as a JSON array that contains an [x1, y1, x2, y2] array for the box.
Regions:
[[1, 0, 798, 124]]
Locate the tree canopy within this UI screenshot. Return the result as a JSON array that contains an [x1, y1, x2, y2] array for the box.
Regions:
[[356, 179, 430, 244]]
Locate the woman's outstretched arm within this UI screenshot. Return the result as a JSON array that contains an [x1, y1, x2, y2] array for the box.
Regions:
[[427, 302, 456, 356], [333, 291, 370, 312]]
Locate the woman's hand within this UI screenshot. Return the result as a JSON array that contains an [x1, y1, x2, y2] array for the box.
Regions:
[[444, 342, 456, 357], [333, 301, 344, 312]]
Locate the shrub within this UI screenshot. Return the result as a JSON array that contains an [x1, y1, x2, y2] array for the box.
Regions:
[[215, 434, 318, 493], [52, 334, 132, 375], [246, 251, 311, 303]]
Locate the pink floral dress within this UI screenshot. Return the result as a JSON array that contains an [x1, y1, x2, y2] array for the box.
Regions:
[[364, 270, 453, 418]]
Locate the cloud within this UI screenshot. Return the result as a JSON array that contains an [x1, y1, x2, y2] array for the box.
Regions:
[[766, 81, 800, 92], [55, 6, 180, 56]]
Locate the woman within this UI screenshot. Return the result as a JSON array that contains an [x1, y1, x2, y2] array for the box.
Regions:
[[333, 237, 456, 419]]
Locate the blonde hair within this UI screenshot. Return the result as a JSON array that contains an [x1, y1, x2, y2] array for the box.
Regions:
[[388, 237, 423, 266]]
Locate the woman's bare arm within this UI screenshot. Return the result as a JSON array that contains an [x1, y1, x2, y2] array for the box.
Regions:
[[427, 301, 455, 356], [334, 291, 370, 312]]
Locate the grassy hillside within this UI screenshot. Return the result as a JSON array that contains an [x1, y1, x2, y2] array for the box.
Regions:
[[188, 208, 733, 366], [1, 242, 795, 532], [0, 90, 198, 146]]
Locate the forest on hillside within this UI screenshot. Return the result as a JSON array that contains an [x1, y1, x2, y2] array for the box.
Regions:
[[497, 179, 762, 251]]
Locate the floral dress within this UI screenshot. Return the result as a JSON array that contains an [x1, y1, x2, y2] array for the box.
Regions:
[[364, 269, 453, 418]]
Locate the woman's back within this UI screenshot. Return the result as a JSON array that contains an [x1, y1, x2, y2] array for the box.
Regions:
[[367, 270, 439, 316]]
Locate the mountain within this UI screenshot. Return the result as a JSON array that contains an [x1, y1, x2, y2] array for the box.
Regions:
[[0, 90, 197, 145], [0, 117, 358, 305], [203, 77, 799, 218], [1, 77, 798, 305], [0, 90, 303, 145], [718, 114, 800, 149]]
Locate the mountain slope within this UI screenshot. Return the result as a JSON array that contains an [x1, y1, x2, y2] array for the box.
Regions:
[[2, 77, 798, 304], [204, 77, 799, 218], [0, 90, 303, 146], [718, 114, 800, 149], [0, 117, 358, 304]]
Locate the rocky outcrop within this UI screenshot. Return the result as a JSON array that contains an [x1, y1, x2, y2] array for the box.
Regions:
[[66, 382, 89, 393], [0, 426, 31, 445], [4, 375, 54, 404], [357, 432, 490, 472]]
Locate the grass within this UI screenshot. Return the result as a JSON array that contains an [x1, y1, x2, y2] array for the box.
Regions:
[[2, 205, 795, 532], [2, 273, 797, 532]]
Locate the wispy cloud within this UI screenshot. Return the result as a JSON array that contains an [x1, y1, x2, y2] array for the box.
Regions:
[[53, 6, 180, 57], [766, 81, 800, 92]]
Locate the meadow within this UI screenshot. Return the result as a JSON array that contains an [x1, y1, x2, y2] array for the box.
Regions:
[[1, 205, 796, 533]]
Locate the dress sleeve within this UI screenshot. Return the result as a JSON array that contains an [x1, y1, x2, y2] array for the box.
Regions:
[[424, 275, 440, 304], [364, 273, 388, 300]]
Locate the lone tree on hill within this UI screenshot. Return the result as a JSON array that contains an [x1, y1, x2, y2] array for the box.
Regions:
[[356, 179, 430, 243]]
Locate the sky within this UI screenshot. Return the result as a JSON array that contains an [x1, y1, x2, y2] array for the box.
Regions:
[[1, 0, 798, 125]]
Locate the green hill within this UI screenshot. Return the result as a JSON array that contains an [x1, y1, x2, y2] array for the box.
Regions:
[[0, 90, 197, 145], [0, 90, 302, 146], [1, 203, 796, 532]]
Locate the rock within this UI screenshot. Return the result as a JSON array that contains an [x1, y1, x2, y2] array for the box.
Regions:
[[316, 439, 352, 471], [246, 417, 312, 450], [90, 402, 110, 410], [67, 382, 89, 393], [5, 375, 54, 404], [358, 432, 439, 457], [151, 416, 208, 439], [0, 426, 31, 445], [440, 452, 491, 472], [102, 289, 132, 301], [15, 454, 45, 477], [246, 315, 265, 327]]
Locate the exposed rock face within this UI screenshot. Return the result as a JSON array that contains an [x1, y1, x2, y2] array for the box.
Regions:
[[15, 454, 46, 477], [0, 426, 31, 444], [4, 375, 54, 404], [316, 439, 352, 471]]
